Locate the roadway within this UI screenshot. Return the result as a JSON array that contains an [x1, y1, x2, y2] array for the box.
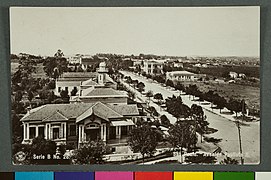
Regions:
[[120, 71, 260, 164]]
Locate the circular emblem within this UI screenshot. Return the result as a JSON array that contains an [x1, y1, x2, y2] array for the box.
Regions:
[[15, 151, 26, 162]]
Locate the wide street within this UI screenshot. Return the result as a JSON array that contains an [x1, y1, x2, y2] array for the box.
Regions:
[[120, 71, 260, 164]]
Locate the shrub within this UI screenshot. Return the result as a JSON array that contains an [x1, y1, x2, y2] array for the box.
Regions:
[[72, 140, 106, 164]]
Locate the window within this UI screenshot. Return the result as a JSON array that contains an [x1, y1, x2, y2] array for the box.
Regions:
[[69, 125, 76, 136], [53, 128, 59, 139], [38, 127, 44, 138], [29, 127, 36, 139], [65, 87, 68, 91], [58, 87, 61, 93]]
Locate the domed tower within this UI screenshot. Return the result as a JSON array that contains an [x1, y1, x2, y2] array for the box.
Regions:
[[97, 62, 108, 85]]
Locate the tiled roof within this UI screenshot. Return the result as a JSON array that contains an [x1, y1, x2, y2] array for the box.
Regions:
[[21, 102, 138, 123], [21, 103, 94, 121], [84, 88, 127, 97], [61, 72, 97, 78], [43, 110, 68, 122], [57, 72, 97, 81], [81, 79, 98, 86], [106, 104, 139, 116], [92, 102, 123, 121]]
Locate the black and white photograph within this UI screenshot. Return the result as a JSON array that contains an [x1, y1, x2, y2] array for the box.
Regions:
[[10, 7, 260, 165]]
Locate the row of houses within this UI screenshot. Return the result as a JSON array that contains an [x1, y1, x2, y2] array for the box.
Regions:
[[132, 59, 246, 82]]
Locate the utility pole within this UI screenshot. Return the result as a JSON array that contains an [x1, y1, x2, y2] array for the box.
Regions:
[[236, 120, 244, 164]]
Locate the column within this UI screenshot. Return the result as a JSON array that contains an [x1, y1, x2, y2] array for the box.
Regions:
[[103, 125, 107, 142], [45, 124, 48, 139], [82, 126, 85, 142], [49, 124, 52, 140], [23, 123, 26, 140], [35, 126, 39, 137], [100, 124, 104, 141], [63, 123, 66, 139], [26, 123, 29, 140], [116, 126, 121, 139], [78, 125, 82, 143]]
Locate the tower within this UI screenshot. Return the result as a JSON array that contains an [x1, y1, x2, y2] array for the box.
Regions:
[[97, 62, 108, 85]]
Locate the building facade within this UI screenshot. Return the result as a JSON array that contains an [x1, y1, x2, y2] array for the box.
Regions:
[[142, 60, 163, 75], [55, 62, 116, 96], [166, 71, 196, 81], [21, 102, 139, 148]]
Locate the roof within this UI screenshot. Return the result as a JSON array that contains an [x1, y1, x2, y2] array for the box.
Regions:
[[106, 104, 139, 116], [43, 110, 68, 122], [168, 71, 195, 76], [81, 79, 98, 86], [21, 103, 94, 121], [21, 102, 138, 123], [110, 120, 135, 126], [84, 87, 127, 97], [61, 72, 97, 78], [57, 72, 97, 82]]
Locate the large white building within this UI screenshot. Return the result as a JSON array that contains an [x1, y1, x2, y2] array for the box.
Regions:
[[54, 62, 116, 96], [142, 60, 163, 75], [166, 71, 196, 81]]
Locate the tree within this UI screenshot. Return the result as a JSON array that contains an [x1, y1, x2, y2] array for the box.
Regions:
[[166, 95, 191, 121], [72, 140, 106, 164], [160, 115, 171, 128], [146, 90, 153, 100], [43, 50, 68, 78], [227, 99, 246, 117], [166, 79, 174, 87], [186, 84, 199, 100], [175, 82, 185, 92], [60, 90, 70, 103], [14, 90, 23, 102], [137, 82, 145, 93], [132, 79, 139, 89], [125, 76, 133, 84], [190, 104, 209, 142], [71, 87, 78, 96], [204, 90, 215, 108], [220, 156, 239, 165], [154, 93, 163, 102], [154, 93, 163, 110], [214, 95, 227, 113], [168, 121, 197, 163], [12, 112, 22, 139], [54, 49, 64, 58], [128, 125, 161, 163]]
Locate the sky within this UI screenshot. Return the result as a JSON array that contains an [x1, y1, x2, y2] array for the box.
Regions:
[[10, 7, 260, 57]]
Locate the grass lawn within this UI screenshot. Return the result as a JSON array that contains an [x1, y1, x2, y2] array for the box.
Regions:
[[182, 81, 260, 111]]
